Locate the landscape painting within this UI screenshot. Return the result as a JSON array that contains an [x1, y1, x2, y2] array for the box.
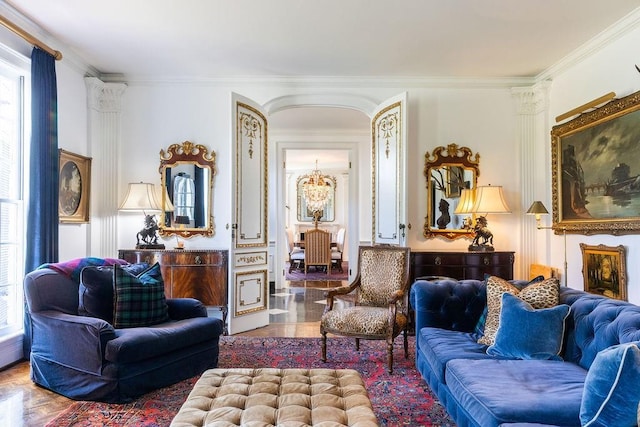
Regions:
[[551, 90, 640, 234]]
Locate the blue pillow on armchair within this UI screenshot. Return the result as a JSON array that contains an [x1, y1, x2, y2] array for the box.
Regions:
[[580, 342, 640, 427], [487, 292, 570, 360]]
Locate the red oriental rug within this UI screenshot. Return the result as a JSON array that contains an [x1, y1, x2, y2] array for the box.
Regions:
[[45, 336, 454, 426]]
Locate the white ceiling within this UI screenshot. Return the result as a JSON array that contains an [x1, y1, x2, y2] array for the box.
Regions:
[[6, 0, 639, 81], [4, 1, 639, 169]]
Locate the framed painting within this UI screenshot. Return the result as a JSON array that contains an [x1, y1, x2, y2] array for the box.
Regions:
[[551, 90, 640, 234], [58, 149, 91, 223], [580, 243, 627, 301]]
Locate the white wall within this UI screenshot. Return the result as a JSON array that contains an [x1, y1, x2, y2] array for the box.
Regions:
[[543, 24, 640, 304], [118, 83, 519, 262], [57, 60, 91, 260]]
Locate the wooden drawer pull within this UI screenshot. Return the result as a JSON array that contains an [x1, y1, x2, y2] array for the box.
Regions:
[[194, 255, 203, 265]]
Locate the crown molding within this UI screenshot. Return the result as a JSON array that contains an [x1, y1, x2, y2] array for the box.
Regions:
[[0, 2, 99, 77], [104, 74, 535, 89], [536, 7, 640, 82]]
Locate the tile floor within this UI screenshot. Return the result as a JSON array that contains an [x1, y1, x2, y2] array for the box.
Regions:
[[268, 279, 349, 323]]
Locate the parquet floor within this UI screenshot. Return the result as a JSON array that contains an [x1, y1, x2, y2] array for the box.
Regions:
[[0, 279, 343, 426]]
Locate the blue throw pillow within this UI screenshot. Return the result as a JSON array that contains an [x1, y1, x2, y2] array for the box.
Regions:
[[474, 274, 545, 337], [112, 263, 170, 328], [580, 342, 640, 427], [487, 293, 570, 360]]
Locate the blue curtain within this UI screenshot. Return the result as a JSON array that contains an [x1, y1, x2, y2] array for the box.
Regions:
[[25, 48, 58, 272], [24, 47, 58, 356]]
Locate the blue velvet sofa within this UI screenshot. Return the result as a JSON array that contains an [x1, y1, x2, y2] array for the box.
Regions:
[[24, 258, 224, 402], [410, 278, 640, 427]]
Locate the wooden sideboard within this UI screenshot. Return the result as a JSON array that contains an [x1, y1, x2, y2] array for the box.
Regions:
[[410, 250, 515, 283], [118, 249, 228, 330]]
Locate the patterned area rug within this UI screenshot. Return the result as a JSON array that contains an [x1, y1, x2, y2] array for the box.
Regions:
[[285, 261, 348, 281], [45, 336, 454, 426]]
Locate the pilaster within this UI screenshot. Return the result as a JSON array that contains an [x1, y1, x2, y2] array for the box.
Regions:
[[85, 77, 127, 257]]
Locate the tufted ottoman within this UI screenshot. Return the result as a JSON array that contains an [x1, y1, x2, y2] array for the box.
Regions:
[[170, 368, 378, 427]]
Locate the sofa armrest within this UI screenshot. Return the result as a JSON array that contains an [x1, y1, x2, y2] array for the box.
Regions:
[[166, 298, 208, 320], [29, 311, 115, 375], [410, 279, 486, 334]]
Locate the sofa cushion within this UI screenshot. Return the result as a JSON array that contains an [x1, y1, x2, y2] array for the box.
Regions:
[[113, 263, 170, 328], [478, 276, 559, 346], [105, 316, 223, 363], [79, 263, 149, 323], [487, 293, 570, 361], [446, 358, 586, 426], [580, 342, 640, 427], [417, 327, 495, 384]]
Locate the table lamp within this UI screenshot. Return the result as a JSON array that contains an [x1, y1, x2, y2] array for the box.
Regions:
[[468, 185, 511, 252], [119, 182, 164, 249], [526, 200, 567, 286]]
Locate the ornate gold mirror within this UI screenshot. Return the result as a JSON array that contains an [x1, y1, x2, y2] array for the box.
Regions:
[[159, 141, 215, 238], [423, 143, 479, 240]]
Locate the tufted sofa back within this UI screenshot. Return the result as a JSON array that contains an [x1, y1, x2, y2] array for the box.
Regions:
[[560, 288, 640, 370]]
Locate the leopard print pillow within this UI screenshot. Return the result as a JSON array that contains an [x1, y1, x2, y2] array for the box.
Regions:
[[478, 275, 560, 346]]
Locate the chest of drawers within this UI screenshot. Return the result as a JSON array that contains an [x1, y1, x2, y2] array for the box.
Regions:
[[410, 250, 515, 283], [118, 249, 228, 327]]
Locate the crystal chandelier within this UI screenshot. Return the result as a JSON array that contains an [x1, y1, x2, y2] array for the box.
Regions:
[[303, 160, 330, 218]]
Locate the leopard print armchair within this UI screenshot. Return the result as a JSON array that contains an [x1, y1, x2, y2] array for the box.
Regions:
[[320, 245, 411, 374]]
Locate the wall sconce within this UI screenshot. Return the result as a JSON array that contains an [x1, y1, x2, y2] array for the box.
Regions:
[[526, 200, 567, 286], [119, 182, 164, 249], [468, 185, 511, 252]]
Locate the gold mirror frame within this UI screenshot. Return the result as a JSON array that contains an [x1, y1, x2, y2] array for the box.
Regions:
[[296, 174, 337, 222], [159, 141, 215, 238], [423, 143, 480, 240]]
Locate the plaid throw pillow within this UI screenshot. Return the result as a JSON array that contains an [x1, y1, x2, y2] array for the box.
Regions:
[[113, 263, 170, 328]]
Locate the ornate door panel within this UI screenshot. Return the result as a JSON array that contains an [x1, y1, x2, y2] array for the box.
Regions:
[[229, 93, 269, 334], [372, 93, 407, 246]]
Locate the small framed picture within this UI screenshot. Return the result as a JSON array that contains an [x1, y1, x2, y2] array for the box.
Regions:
[[580, 243, 627, 301], [58, 149, 91, 223]]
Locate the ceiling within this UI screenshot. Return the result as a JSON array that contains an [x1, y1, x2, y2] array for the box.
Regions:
[[5, 0, 639, 81], [4, 1, 639, 169]]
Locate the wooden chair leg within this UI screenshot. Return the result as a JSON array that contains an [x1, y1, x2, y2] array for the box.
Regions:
[[387, 339, 394, 374], [321, 332, 327, 362], [355, 338, 360, 351], [403, 329, 409, 358]]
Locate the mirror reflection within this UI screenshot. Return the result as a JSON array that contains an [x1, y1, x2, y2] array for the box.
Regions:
[[423, 143, 479, 240], [159, 141, 215, 238]]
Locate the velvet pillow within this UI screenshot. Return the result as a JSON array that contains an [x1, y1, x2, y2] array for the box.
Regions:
[[79, 263, 149, 323], [473, 274, 546, 337], [487, 293, 570, 360], [478, 275, 559, 346], [580, 342, 640, 427], [112, 263, 170, 328]]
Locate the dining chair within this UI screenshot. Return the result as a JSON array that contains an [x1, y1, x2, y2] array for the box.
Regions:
[[286, 228, 305, 272], [331, 227, 346, 272], [304, 228, 332, 274]]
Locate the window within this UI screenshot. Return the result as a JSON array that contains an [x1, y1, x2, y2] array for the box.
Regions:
[[0, 66, 25, 337]]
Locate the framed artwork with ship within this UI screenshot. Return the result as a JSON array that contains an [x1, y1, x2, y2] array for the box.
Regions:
[[551, 89, 640, 234]]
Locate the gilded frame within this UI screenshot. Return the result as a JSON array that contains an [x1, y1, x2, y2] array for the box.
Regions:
[[551, 90, 640, 235], [580, 243, 627, 301], [58, 149, 91, 223], [423, 143, 479, 240]]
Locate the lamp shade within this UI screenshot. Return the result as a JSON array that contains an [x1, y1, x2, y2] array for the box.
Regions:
[[156, 185, 174, 212], [454, 188, 476, 214], [471, 185, 511, 214], [119, 182, 162, 212], [526, 201, 549, 215]]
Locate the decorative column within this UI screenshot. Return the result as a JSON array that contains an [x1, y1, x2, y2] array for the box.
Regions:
[[511, 81, 551, 279], [85, 77, 127, 258]]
